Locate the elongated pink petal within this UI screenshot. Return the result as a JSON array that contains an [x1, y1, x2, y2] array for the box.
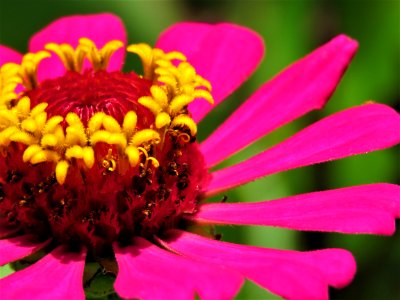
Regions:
[[163, 230, 356, 300], [0, 246, 86, 300], [156, 23, 264, 122], [0, 235, 50, 266], [201, 35, 358, 167], [0, 45, 22, 66], [206, 104, 400, 196], [114, 237, 243, 300], [193, 184, 400, 235], [29, 13, 127, 81]]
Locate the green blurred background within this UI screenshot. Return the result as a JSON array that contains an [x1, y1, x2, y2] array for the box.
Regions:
[[0, 0, 399, 299]]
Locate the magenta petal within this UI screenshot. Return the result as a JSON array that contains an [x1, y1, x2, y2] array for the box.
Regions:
[[163, 230, 356, 300], [29, 13, 127, 81], [206, 103, 400, 196], [114, 237, 243, 300], [201, 35, 358, 167], [193, 184, 400, 235], [156, 22, 264, 122], [0, 45, 22, 66], [0, 235, 50, 266], [0, 246, 86, 300]]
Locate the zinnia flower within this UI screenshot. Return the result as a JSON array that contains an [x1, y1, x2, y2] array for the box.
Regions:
[[0, 13, 399, 300]]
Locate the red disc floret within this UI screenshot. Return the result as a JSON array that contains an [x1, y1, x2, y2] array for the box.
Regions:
[[26, 70, 154, 126]]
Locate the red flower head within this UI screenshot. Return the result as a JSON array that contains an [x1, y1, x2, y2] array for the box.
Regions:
[[0, 14, 399, 300]]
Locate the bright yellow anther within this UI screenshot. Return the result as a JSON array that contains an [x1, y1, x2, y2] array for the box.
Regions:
[[34, 112, 48, 132], [66, 113, 87, 145], [65, 145, 84, 160], [41, 134, 59, 147], [122, 111, 137, 137], [169, 94, 194, 115], [130, 129, 160, 147], [103, 115, 121, 133], [0, 110, 18, 126], [0, 127, 18, 146], [195, 76, 212, 91], [10, 130, 35, 145], [56, 160, 69, 185], [138, 96, 163, 115], [30, 103, 48, 117], [88, 112, 106, 134], [125, 145, 140, 167], [90, 130, 111, 145], [23, 144, 42, 162], [157, 75, 177, 87], [83, 146, 95, 168], [21, 119, 37, 133], [45, 43, 78, 71], [66, 112, 83, 127], [171, 114, 197, 136], [127, 43, 153, 78], [66, 126, 87, 146], [99, 40, 124, 69], [30, 150, 60, 164], [108, 133, 127, 149], [193, 89, 214, 105], [165, 51, 187, 61], [78, 38, 124, 71], [150, 85, 169, 108], [15, 96, 31, 116], [20, 51, 51, 89], [155, 112, 171, 129], [43, 116, 63, 134]]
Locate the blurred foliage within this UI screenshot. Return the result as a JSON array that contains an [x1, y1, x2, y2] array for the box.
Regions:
[[0, 0, 399, 299]]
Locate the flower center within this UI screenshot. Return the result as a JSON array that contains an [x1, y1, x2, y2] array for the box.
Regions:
[[27, 70, 153, 126], [0, 39, 213, 256]]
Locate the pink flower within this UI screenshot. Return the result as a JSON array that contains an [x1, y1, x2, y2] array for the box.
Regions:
[[0, 13, 399, 300]]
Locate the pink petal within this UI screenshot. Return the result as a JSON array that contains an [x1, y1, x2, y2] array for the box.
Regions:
[[114, 237, 243, 300], [163, 230, 356, 300], [29, 13, 127, 81], [0, 235, 50, 266], [206, 103, 400, 196], [156, 23, 264, 122], [192, 184, 400, 235], [0, 246, 86, 300], [201, 35, 358, 168], [0, 45, 22, 66]]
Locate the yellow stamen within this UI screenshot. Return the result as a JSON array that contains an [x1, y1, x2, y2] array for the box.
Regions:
[[56, 160, 69, 185], [128, 43, 213, 141], [46, 38, 124, 72], [122, 111, 137, 137], [170, 114, 197, 136], [130, 129, 160, 147], [155, 112, 171, 129], [19, 51, 51, 89], [125, 145, 140, 167]]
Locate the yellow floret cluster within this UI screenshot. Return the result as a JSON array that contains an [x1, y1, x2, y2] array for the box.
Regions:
[[0, 38, 213, 185]]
